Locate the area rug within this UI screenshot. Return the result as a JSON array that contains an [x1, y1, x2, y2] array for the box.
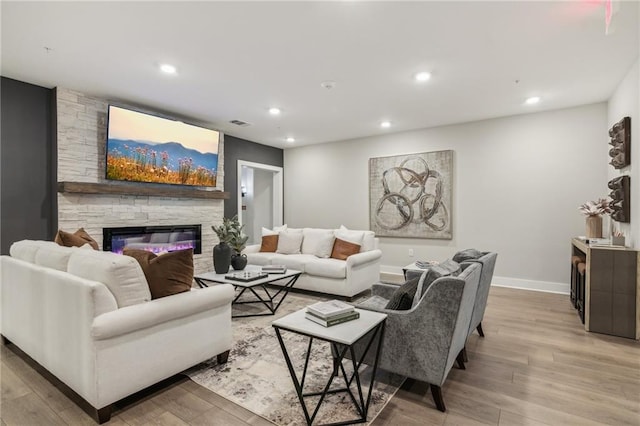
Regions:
[[186, 291, 405, 426]]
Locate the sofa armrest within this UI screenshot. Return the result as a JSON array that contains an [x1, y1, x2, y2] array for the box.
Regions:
[[346, 249, 381, 267], [372, 282, 400, 300], [243, 244, 260, 254], [91, 284, 234, 340]]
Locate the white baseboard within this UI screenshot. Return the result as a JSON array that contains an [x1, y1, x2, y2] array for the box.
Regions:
[[491, 276, 569, 295], [380, 265, 570, 295]]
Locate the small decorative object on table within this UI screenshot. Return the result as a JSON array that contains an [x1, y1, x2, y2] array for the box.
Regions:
[[612, 231, 625, 247], [262, 264, 287, 274], [579, 198, 612, 238], [305, 299, 359, 327], [224, 271, 268, 282], [415, 260, 439, 269]]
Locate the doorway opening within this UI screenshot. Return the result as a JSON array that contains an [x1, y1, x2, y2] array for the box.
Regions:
[[237, 160, 283, 244]]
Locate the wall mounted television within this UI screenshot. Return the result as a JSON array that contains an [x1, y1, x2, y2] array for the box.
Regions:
[[106, 105, 220, 187]]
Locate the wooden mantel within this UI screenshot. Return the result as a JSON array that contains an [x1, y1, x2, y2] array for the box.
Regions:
[[57, 181, 230, 200]]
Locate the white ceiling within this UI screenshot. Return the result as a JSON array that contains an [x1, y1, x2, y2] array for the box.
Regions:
[[2, 1, 638, 148]]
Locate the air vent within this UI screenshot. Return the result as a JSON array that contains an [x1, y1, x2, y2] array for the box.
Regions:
[[229, 119, 250, 127]]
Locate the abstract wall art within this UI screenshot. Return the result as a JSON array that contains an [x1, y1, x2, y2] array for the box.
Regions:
[[369, 150, 453, 239]]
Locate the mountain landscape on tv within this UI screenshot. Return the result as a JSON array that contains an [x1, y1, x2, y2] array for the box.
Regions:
[[106, 138, 218, 187]]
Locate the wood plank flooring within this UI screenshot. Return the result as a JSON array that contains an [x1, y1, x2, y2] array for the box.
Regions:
[[1, 286, 639, 425]]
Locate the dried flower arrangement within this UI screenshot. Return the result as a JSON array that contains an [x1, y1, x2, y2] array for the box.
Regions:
[[579, 198, 612, 217]]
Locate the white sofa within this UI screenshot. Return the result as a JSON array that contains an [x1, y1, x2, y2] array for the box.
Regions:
[[0, 240, 234, 423], [244, 227, 382, 299]]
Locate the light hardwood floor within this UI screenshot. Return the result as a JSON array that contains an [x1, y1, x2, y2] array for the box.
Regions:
[[1, 286, 639, 425]]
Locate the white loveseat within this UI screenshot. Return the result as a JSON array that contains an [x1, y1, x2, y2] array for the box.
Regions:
[[0, 240, 234, 423], [244, 227, 382, 299]]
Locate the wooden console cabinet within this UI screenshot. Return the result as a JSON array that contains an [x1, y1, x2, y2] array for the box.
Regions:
[[571, 238, 640, 339]]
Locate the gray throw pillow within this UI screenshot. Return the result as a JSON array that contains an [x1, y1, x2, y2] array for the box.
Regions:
[[411, 260, 462, 307], [452, 248, 485, 263], [385, 278, 419, 310]]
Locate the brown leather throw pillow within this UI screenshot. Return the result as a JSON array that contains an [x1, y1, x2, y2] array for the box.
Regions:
[[54, 228, 99, 250], [330, 238, 361, 260], [123, 248, 194, 299], [260, 235, 278, 252]]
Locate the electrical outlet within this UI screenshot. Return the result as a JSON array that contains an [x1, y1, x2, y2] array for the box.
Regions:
[[408, 249, 414, 257]]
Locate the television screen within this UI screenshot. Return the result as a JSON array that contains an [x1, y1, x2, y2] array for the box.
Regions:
[[106, 105, 220, 187]]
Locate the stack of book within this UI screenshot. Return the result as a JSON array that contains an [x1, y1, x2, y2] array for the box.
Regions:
[[305, 300, 359, 327], [262, 264, 287, 274]]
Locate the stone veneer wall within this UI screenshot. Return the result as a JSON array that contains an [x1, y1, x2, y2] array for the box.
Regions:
[[56, 88, 224, 273]]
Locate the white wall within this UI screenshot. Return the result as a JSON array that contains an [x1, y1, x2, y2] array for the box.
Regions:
[[284, 103, 609, 292], [607, 59, 639, 247]]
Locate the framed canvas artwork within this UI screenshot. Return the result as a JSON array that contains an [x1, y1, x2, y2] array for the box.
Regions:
[[369, 150, 453, 239]]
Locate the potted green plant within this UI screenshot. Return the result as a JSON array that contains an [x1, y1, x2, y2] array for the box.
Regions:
[[212, 215, 248, 272]]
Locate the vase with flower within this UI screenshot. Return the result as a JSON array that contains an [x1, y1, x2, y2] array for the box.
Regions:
[[579, 198, 612, 238]]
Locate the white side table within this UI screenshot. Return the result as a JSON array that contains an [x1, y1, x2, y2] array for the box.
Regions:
[[272, 308, 387, 425]]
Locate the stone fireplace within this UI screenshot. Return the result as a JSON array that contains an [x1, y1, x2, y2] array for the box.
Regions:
[[56, 88, 224, 273]]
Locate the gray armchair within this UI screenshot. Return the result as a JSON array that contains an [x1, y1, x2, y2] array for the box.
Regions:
[[462, 252, 497, 339], [353, 262, 481, 412]]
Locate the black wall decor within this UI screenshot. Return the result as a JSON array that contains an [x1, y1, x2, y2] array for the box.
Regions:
[[608, 116, 631, 169], [608, 175, 630, 223]]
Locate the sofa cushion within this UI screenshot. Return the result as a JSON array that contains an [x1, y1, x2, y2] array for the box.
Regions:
[[260, 235, 278, 252], [33, 244, 77, 272], [270, 254, 317, 272], [123, 248, 194, 299], [305, 258, 347, 279], [9, 240, 59, 263], [452, 248, 485, 263], [331, 238, 361, 260], [276, 231, 303, 255], [246, 252, 277, 266], [67, 249, 151, 308], [54, 228, 99, 250], [385, 277, 419, 310], [301, 228, 335, 258]]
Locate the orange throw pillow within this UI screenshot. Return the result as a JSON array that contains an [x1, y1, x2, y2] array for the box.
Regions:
[[260, 235, 278, 252], [330, 238, 361, 260], [123, 248, 194, 299], [54, 228, 99, 250]]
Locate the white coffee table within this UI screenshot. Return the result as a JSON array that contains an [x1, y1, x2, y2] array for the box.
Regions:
[[194, 265, 302, 318], [272, 307, 387, 425]]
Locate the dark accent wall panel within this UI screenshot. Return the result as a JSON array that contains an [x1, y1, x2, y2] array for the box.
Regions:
[[223, 134, 283, 218], [1, 77, 56, 254]]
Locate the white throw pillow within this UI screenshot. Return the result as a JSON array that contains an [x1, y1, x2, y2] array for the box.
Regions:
[[67, 250, 151, 308], [339, 225, 375, 252], [276, 231, 304, 254], [301, 228, 335, 258], [261, 224, 288, 236], [34, 245, 77, 272], [335, 227, 365, 248], [9, 240, 59, 263]]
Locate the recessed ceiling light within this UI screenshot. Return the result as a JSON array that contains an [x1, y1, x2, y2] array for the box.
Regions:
[[414, 72, 431, 82], [380, 121, 391, 128], [159, 64, 177, 74], [525, 96, 541, 105], [269, 107, 281, 115], [286, 137, 295, 143]]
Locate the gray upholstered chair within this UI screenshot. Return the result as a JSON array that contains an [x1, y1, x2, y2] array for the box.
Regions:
[[353, 262, 481, 412], [462, 252, 497, 339]]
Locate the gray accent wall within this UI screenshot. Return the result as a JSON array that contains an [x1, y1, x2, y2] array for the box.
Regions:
[[1, 77, 56, 254], [223, 134, 283, 219]]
